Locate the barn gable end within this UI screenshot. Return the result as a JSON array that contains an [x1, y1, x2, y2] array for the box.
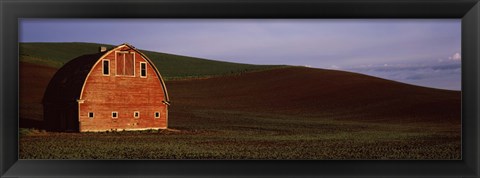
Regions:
[[43, 43, 170, 132]]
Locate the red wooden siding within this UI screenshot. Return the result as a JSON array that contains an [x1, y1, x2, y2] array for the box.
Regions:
[[79, 47, 167, 132]]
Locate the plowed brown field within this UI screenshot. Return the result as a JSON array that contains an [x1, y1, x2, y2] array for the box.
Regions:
[[20, 62, 57, 123], [168, 66, 460, 124]]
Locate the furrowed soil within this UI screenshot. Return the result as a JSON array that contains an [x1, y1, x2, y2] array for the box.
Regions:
[[19, 64, 461, 159]]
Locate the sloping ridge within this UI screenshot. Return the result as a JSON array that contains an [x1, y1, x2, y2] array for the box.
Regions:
[[167, 66, 461, 124], [20, 62, 461, 126], [20, 42, 285, 79]]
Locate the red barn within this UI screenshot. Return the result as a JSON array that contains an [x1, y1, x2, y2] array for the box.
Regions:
[[43, 43, 170, 132]]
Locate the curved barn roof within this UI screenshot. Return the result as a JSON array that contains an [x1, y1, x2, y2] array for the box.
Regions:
[[43, 44, 170, 104]]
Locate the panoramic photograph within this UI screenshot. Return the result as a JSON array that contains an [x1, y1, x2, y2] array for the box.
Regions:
[[18, 19, 461, 159]]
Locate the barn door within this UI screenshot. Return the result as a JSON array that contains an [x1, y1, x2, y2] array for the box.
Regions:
[[125, 53, 134, 75], [116, 52, 135, 76]]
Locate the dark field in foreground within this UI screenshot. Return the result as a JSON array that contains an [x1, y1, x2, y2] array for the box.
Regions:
[[21, 117, 459, 159], [20, 64, 460, 159]]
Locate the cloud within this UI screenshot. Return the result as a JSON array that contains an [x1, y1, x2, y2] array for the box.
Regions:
[[329, 65, 340, 69], [448, 52, 461, 61]]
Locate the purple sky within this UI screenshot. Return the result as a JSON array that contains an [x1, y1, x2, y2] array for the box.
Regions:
[[19, 19, 461, 90]]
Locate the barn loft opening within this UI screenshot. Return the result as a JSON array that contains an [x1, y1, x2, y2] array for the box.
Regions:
[[116, 51, 135, 76]]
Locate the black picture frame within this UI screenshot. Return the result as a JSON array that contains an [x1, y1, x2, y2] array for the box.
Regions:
[[1, 0, 479, 177]]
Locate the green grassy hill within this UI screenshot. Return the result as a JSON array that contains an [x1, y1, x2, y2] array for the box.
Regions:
[[20, 42, 286, 80]]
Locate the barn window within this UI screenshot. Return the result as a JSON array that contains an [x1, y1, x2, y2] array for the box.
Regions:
[[112, 111, 118, 118], [140, 62, 147, 78], [88, 112, 94, 119], [134, 111, 140, 118], [102, 59, 110, 76], [155, 112, 160, 118], [116, 51, 135, 76]]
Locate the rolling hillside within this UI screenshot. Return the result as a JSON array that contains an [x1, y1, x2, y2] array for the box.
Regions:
[[167, 66, 460, 125], [20, 61, 460, 125], [20, 62, 461, 159], [20, 42, 285, 80]]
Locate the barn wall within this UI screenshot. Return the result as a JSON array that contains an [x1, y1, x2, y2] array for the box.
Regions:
[[78, 47, 168, 132]]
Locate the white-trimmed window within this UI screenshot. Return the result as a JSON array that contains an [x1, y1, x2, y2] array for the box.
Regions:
[[112, 111, 118, 119], [140, 62, 147, 78], [88, 112, 94, 119], [134, 111, 140, 118], [102, 59, 110, 76], [154, 112, 160, 118]]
